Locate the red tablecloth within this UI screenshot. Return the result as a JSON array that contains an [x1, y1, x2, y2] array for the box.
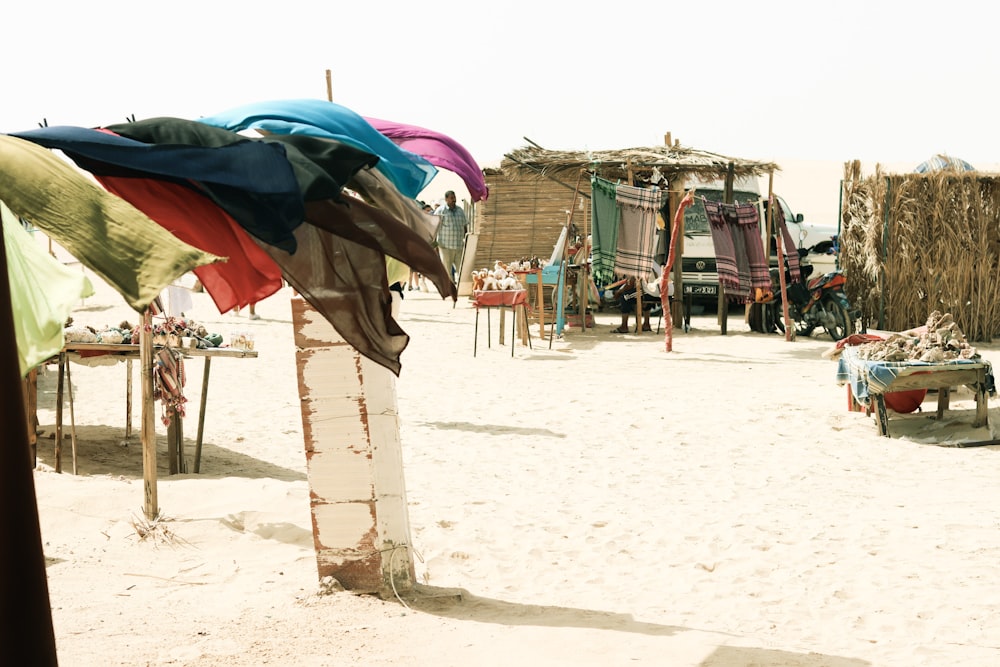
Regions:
[[473, 289, 527, 307]]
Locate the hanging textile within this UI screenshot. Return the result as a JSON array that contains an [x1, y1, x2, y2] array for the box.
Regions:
[[364, 117, 488, 202], [613, 183, 659, 278], [735, 203, 772, 294], [590, 176, 620, 286], [723, 205, 752, 302], [2, 201, 94, 376], [771, 198, 802, 282], [10, 123, 309, 254], [95, 174, 285, 314], [702, 200, 740, 294], [0, 135, 220, 312], [196, 99, 437, 199]]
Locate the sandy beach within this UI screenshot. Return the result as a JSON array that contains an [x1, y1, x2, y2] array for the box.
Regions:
[[27, 263, 1000, 667]]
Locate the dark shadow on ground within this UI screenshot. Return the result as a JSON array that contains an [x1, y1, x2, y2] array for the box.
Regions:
[[418, 420, 565, 439], [403, 585, 686, 636], [33, 424, 306, 481], [699, 645, 870, 666]]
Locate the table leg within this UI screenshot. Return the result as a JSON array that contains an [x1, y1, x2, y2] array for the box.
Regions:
[[487, 307, 491, 349], [511, 305, 516, 357], [55, 352, 65, 473], [126, 358, 133, 439], [536, 277, 545, 338], [874, 395, 890, 437], [473, 309, 479, 357], [975, 384, 988, 428], [66, 360, 78, 475], [936, 388, 951, 419], [499, 307, 506, 346], [194, 357, 211, 473]]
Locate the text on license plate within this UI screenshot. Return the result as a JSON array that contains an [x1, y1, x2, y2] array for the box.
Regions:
[[684, 285, 717, 295]]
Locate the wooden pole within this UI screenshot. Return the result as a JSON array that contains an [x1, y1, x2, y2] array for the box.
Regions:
[[55, 352, 64, 473], [624, 159, 641, 330], [140, 309, 158, 520], [553, 170, 585, 345], [768, 172, 792, 341], [664, 192, 694, 352], [66, 360, 78, 475], [718, 163, 735, 335], [0, 215, 59, 665], [325, 69, 333, 102]]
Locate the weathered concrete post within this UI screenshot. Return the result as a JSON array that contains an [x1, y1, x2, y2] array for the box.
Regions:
[[290, 296, 415, 595]]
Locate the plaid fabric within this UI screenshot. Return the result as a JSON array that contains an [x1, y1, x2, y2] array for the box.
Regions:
[[703, 200, 740, 293], [613, 184, 659, 278], [434, 204, 468, 249], [723, 205, 751, 301], [735, 203, 771, 291], [772, 198, 801, 282], [591, 176, 620, 285]]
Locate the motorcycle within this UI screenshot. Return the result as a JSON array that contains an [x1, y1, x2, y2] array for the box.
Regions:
[[749, 248, 858, 341]]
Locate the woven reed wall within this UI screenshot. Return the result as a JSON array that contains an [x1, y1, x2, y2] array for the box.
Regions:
[[841, 160, 1000, 341], [472, 173, 592, 270]]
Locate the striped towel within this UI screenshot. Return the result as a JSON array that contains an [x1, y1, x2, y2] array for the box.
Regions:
[[614, 184, 659, 278], [703, 200, 740, 293], [723, 205, 751, 301], [591, 176, 620, 286], [735, 203, 771, 292]]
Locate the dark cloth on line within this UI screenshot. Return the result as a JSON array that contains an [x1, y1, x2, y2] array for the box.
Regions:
[[735, 202, 772, 293], [703, 200, 740, 294], [723, 205, 752, 302]]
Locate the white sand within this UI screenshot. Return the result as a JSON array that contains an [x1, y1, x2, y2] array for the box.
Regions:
[[29, 268, 1000, 666]]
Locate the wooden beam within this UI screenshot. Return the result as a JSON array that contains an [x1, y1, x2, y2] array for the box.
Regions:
[[140, 309, 158, 520]]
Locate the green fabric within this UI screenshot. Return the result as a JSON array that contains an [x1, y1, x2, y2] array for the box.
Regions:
[[590, 176, 621, 286], [0, 135, 221, 312], [2, 202, 94, 375]]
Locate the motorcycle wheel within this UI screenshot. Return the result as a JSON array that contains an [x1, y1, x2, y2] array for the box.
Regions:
[[823, 297, 854, 341]]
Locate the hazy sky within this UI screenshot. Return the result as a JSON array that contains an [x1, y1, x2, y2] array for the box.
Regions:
[[3, 0, 996, 209]]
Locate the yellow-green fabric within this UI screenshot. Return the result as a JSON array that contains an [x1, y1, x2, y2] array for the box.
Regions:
[[2, 202, 94, 375], [385, 257, 410, 286], [0, 135, 221, 312]]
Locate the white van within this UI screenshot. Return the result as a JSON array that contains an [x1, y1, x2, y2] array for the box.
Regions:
[[677, 176, 811, 301]]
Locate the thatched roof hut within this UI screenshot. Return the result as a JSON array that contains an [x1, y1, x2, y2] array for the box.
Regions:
[[471, 142, 779, 270], [840, 160, 1000, 341]]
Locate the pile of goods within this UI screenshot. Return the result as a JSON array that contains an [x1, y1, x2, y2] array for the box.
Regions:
[[854, 311, 980, 362], [472, 259, 539, 292], [62, 316, 225, 349]]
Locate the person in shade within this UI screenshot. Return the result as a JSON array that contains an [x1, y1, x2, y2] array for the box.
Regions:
[[610, 264, 672, 334], [434, 190, 468, 282]]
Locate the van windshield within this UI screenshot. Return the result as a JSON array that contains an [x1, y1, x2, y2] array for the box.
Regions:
[[683, 190, 760, 234]]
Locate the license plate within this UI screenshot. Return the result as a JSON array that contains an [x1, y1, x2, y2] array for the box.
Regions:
[[684, 284, 717, 295]]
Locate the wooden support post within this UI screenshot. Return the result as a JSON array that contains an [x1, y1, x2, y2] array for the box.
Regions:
[[768, 171, 793, 341], [326, 69, 333, 102], [140, 309, 158, 520], [55, 352, 64, 473], [291, 296, 415, 595], [125, 358, 132, 439], [194, 357, 211, 473], [66, 360, 78, 475], [718, 163, 735, 335]]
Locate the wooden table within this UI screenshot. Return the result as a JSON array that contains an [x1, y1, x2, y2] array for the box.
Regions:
[[54, 343, 258, 473], [836, 346, 992, 437], [472, 290, 531, 357]]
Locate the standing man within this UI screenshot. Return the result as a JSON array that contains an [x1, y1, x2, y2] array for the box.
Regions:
[[434, 190, 468, 283]]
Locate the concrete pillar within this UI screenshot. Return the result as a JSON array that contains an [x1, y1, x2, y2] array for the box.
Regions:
[[290, 296, 414, 595]]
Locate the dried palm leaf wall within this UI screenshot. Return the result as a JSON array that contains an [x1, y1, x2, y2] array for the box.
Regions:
[[472, 171, 592, 270], [840, 160, 1000, 341]]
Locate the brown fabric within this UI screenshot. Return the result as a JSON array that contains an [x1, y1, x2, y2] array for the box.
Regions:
[[258, 223, 410, 375], [349, 169, 439, 243], [304, 197, 456, 303]]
